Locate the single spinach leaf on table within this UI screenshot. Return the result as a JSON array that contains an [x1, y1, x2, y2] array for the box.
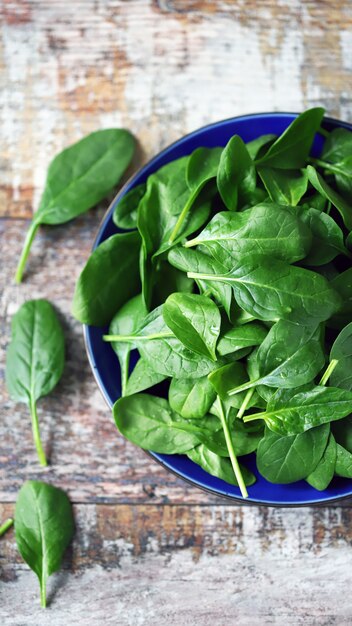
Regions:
[[15, 481, 74, 608], [256, 424, 330, 484], [16, 129, 135, 282], [125, 358, 167, 396], [306, 432, 337, 491], [5, 299, 65, 466], [169, 375, 217, 419], [258, 168, 308, 206], [72, 231, 141, 326], [217, 321, 267, 356], [330, 322, 352, 389], [187, 256, 340, 325], [217, 135, 256, 211], [255, 107, 325, 169], [185, 204, 312, 265], [163, 293, 221, 361], [187, 444, 255, 487], [297, 207, 348, 266], [109, 295, 147, 396], [228, 320, 325, 396], [307, 165, 352, 230], [113, 183, 146, 229], [244, 386, 352, 435]]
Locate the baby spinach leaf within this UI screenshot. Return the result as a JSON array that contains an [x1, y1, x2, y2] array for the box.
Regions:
[[246, 134, 276, 159], [72, 231, 141, 326], [329, 270, 352, 329], [255, 108, 325, 169], [15, 481, 74, 607], [331, 415, 352, 454], [187, 256, 340, 325], [306, 432, 337, 491], [113, 183, 146, 229], [322, 127, 352, 163], [258, 168, 308, 206], [208, 362, 249, 411], [217, 135, 256, 211], [169, 375, 216, 419], [15, 129, 135, 282], [109, 295, 147, 395], [228, 321, 325, 395], [187, 444, 255, 487], [330, 322, 352, 390], [185, 204, 312, 264], [217, 321, 267, 356], [113, 394, 202, 453], [5, 299, 65, 466], [256, 424, 330, 484], [297, 207, 347, 266], [335, 443, 352, 478], [244, 386, 352, 435], [150, 262, 194, 310], [125, 358, 167, 396], [307, 165, 352, 229], [163, 293, 221, 360]]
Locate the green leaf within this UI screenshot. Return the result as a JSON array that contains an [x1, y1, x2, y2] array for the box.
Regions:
[[163, 293, 221, 360], [208, 362, 249, 411], [15, 481, 74, 607], [335, 443, 352, 478], [72, 231, 141, 326], [217, 321, 267, 356], [109, 295, 147, 395], [331, 415, 352, 454], [125, 358, 167, 396], [246, 134, 276, 160], [257, 424, 330, 484], [329, 270, 352, 329], [245, 386, 352, 435], [5, 300, 65, 466], [15, 129, 135, 282], [187, 444, 255, 487], [255, 108, 325, 169], [185, 203, 312, 265], [169, 376, 216, 419], [306, 432, 337, 491], [330, 322, 352, 389], [307, 165, 352, 230], [228, 320, 325, 395], [187, 256, 340, 325], [113, 183, 146, 229], [113, 394, 202, 453], [297, 207, 347, 266], [186, 147, 223, 191], [322, 127, 352, 163], [217, 135, 256, 211], [258, 168, 308, 205]]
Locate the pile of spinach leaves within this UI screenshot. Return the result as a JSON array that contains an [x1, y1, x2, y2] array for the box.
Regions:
[[73, 108, 352, 498]]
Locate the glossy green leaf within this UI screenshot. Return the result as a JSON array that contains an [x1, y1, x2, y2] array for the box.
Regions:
[[187, 445, 255, 487], [297, 207, 347, 266], [15, 481, 74, 607], [217, 135, 256, 211], [331, 415, 352, 454], [330, 322, 352, 390], [217, 321, 267, 356], [186, 147, 223, 191], [125, 358, 167, 396], [329, 270, 352, 329], [322, 128, 352, 163], [246, 134, 276, 159], [306, 432, 337, 491], [169, 375, 216, 419], [307, 165, 352, 229], [258, 168, 308, 206], [335, 443, 352, 478], [72, 231, 141, 326], [113, 183, 146, 229]]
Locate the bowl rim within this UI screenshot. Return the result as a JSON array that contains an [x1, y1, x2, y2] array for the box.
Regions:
[[83, 110, 352, 506]]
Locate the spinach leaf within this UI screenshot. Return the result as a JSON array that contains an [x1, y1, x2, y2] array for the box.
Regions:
[[15, 129, 135, 282], [257, 424, 330, 484], [246, 134, 276, 160], [228, 320, 325, 395], [113, 183, 146, 229], [15, 481, 74, 607], [113, 394, 202, 453], [297, 207, 347, 266], [125, 358, 167, 396], [185, 204, 312, 264], [187, 445, 255, 487], [322, 127, 352, 163], [169, 375, 216, 419], [72, 231, 141, 326], [244, 386, 352, 435], [163, 293, 221, 360], [109, 295, 147, 395], [307, 165, 352, 229], [331, 415, 352, 454], [330, 322, 352, 390], [5, 299, 65, 466], [208, 362, 249, 411], [329, 270, 352, 329], [335, 443, 352, 478], [150, 262, 194, 310], [255, 108, 325, 169], [306, 432, 337, 491], [187, 256, 340, 325], [217, 321, 267, 356], [258, 168, 308, 206], [217, 135, 256, 211]]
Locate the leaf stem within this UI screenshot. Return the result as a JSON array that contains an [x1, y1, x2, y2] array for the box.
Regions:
[[168, 188, 199, 244], [309, 157, 346, 177], [40, 577, 47, 608], [243, 411, 266, 423], [318, 127, 330, 139], [237, 388, 255, 419], [319, 359, 339, 386], [15, 220, 40, 283], [217, 397, 248, 498], [228, 377, 260, 396], [103, 332, 173, 343], [0, 518, 14, 537], [187, 271, 227, 282], [30, 398, 47, 467], [121, 352, 130, 397]]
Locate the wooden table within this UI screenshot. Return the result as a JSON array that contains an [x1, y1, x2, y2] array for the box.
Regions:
[[1, 1, 352, 623]]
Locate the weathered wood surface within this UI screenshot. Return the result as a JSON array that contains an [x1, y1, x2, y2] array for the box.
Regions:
[[1, 0, 352, 623]]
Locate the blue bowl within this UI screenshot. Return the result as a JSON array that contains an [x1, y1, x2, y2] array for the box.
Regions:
[[84, 112, 352, 506]]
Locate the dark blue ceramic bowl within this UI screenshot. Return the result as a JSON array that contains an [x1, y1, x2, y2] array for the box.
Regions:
[[84, 112, 352, 506]]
